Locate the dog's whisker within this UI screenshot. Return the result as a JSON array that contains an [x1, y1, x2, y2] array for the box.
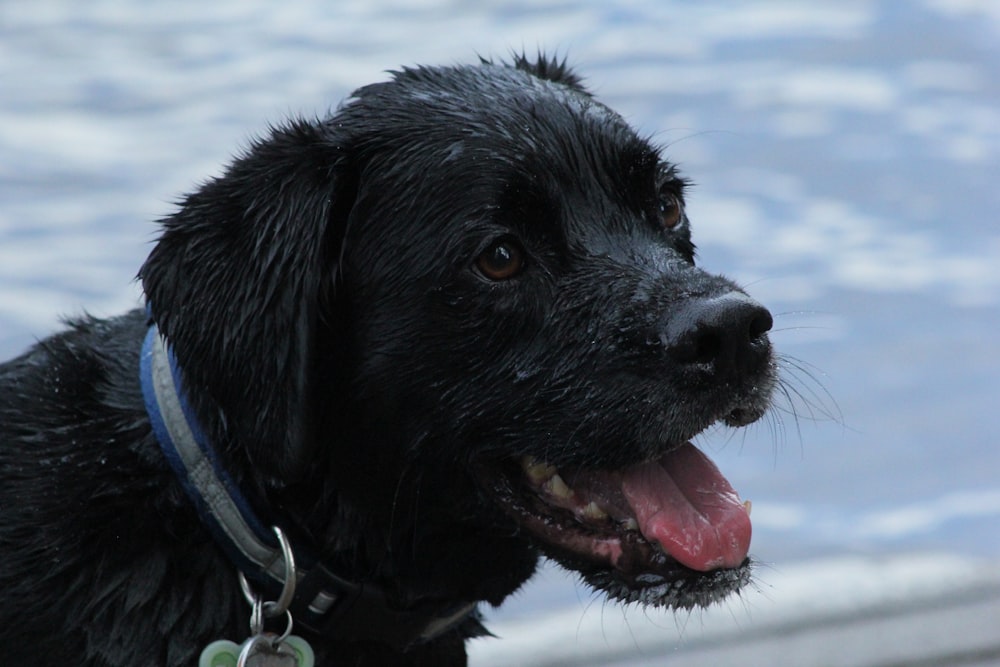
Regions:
[[777, 354, 843, 425], [770, 325, 834, 335], [771, 308, 838, 318], [772, 380, 805, 455]]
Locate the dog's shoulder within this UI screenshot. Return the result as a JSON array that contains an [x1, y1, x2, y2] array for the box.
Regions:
[[0, 310, 147, 423]]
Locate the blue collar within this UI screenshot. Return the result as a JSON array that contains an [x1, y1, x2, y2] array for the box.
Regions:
[[139, 322, 477, 648]]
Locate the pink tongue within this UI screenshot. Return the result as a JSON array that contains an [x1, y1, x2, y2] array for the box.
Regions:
[[621, 443, 751, 572]]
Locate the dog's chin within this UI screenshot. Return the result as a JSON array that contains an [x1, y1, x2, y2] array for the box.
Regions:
[[477, 435, 754, 610]]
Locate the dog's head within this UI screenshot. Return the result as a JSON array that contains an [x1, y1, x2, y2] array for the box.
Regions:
[[140, 55, 775, 613]]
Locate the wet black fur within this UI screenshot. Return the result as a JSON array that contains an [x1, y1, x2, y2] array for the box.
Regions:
[[0, 55, 774, 666]]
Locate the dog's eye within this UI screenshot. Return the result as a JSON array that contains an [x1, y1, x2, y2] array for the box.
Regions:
[[476, 238, 525, 281], [658, 192, 683, 230]]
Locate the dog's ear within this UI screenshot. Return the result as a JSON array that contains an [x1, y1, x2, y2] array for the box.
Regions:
[[139, 118, 353, 483]]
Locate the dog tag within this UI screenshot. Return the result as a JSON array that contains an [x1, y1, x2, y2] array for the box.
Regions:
[[238, 634, 296, 667], [199, 634, 314, 667]]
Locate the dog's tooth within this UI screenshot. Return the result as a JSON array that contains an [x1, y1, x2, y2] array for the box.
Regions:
[[621, 517, 639, 532], [581, 501, 608, 520], [545, 473, 574, 500], [743, 499, 753, 516], [522, 456, 558, 485]]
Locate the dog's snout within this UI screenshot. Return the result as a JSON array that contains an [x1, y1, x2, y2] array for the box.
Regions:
[[663, 292, 773, 374]]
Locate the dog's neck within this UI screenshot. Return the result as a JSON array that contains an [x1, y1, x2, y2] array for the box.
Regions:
[[139, 322, 478, 650]]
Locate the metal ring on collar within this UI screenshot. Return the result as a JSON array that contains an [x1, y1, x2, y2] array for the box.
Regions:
[[238, 525, 297, 618], [235, 615, 295, 667]]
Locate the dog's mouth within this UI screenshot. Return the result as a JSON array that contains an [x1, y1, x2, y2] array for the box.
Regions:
[[481, 442, 753, 609]]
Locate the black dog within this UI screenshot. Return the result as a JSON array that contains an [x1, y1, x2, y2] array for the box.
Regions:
[[0, 55, 775, 666]]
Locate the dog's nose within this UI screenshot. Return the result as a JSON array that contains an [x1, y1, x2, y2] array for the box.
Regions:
[[662, 292, 773, 376]]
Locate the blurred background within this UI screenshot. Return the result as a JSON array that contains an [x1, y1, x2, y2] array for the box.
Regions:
[[1, 2, 998, 665]]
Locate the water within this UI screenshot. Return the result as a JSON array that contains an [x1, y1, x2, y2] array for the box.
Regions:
[[2, 0, 998, 637]]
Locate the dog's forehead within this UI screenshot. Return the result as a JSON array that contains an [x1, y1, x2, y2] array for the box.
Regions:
[[344, 63, 655, 172], [337, 63, 673, 276]]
